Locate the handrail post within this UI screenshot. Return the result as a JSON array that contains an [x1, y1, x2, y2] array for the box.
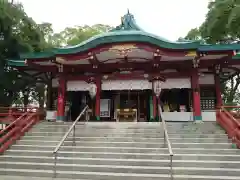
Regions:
[[53, 152, 57, 178], [86, 110, 89, 122], [73, 125, 76, 146], [164, 131, 166, 147], [170, 154, 173, 180], [158, 104, 174, 179], [52, 105, 88, 177]]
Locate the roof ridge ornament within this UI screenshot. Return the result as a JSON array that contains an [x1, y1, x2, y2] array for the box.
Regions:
[[111, 10, 142, 32]]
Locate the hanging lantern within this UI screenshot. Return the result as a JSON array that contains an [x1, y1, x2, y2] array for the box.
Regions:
[[88, 83, 97, 99], [153, 80, 162, 97], [0, 32, 4, 41]]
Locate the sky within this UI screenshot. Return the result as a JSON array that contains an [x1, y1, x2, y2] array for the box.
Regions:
[[18, 0, 210, 41]]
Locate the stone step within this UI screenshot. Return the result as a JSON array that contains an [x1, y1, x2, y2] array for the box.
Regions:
[[2, 121, 239, 180], [11, 145, 238, 154], [26, 131, 228, 138], [0, 162, 240, 176], [30, 123, 224, 130], [30, 127, 225, 134], [21, 136, 229, 143], [16, 139, 233, 148], [1, 155, 240, 168], [0, 176, 89, 180], [32, 126, 224, 132], [4, 150, 240, 161], [0, 168, 240, 180], [37, 121, 218, 126], [36, 121, 220, 126]]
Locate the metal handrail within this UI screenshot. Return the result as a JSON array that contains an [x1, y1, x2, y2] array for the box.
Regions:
[[52, 105, 88, 177], [158, 104, 174, 179]]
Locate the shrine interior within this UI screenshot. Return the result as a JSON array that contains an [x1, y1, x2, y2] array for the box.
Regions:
[[62, 90, 151, 121], [160, 89, 191, 112], [50, 83, 217, 122]]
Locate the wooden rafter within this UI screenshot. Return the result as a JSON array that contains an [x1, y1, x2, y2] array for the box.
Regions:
[[88, 53, 100, 67], [65, 71, 191, 82], [26, 60, 57, 72], [152, 56, 162, 68], [19, 71, 43, 79]]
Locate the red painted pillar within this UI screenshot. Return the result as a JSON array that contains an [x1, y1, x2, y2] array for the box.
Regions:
[[57, 76, 66, 121], [214, 74, 222, 108], [95, 78, 101, 121], [191, 70, 202, 121]]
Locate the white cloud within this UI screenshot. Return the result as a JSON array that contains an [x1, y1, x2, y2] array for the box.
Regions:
[[19, 0, 209, 41]]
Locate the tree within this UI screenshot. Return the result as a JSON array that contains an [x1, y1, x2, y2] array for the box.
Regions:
[[37, 23, 64, 48], [183, 0, 240, 105], [36, 23, 113, 48], [184, 28, 202, 41], [0, 0, 46, 106], [201, 0, 240, 44], [58, 24, 112, 46], [1, 1, 113, 107]]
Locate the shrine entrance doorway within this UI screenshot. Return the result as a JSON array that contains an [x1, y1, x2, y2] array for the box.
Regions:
[[115, 90, 150, 122], [100, 90, 150, 122]]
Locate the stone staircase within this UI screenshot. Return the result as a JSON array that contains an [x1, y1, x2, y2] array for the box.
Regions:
[[0, 121, 240, 180]]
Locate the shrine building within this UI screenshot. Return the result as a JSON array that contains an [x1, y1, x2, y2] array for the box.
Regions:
[[8, 12, 240, 122]]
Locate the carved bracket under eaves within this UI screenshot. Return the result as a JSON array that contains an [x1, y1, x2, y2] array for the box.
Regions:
[[192, 56, 200, 68], [215, 64, 221, 74], [57, 64, 64, 73]]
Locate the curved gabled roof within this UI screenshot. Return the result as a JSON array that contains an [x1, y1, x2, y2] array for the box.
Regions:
[[19, 11, 201, 59], [15, 11, 240, 60]]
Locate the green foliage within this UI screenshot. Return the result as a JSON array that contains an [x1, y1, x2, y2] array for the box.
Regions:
[[37, 23, 63, 48], [0, 1, 113, 107], [58, 24, 112, 46], [37, 23, 112, 48], [185, 28, 202, 41], [184, 0, 240, 105], [0, 1, 45, 106], [201, 0, 240, 43]]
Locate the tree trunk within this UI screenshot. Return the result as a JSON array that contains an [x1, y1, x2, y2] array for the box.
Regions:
[[23, 90, 29, 109], [223, 75, 240, 105], [37, 85, 45, 109]]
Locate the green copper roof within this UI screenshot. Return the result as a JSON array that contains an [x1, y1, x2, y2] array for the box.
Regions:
[[8, 60, 26, 67], [10, 11, 240, 61]]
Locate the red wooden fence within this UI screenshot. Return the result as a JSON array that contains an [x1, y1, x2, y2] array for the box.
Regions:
[[0, 107, 44, 154], [217, 106, 240, 148], [0, 107, 39, 123]]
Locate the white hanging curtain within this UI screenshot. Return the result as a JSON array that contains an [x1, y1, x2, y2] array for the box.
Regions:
[[199, 74, 214, 85], [102, 80, 152, 90], [67, 81, 91, 91], [59, 78, 190, 91], [52, 78, 59, 88], [161, 78, 191, 89]]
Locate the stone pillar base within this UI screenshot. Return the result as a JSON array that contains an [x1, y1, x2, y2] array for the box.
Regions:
[[194, 115, 202, 121], [56, 116, 65, 121]]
